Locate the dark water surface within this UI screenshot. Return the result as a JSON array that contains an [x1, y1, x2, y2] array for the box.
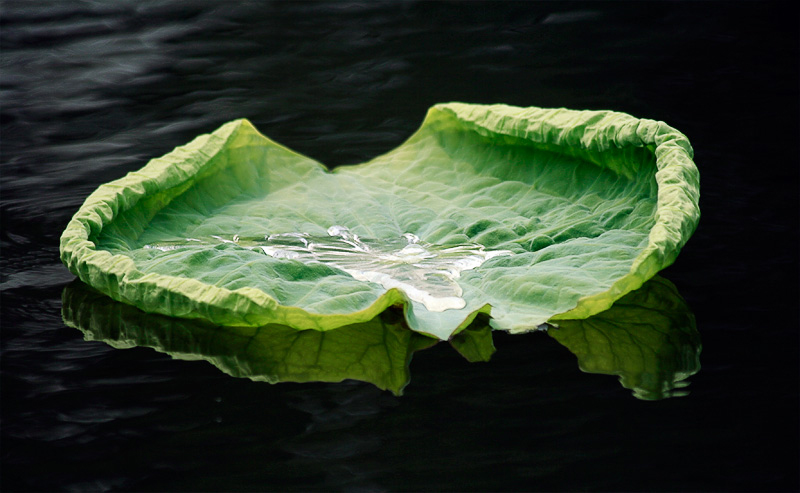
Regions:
[[2, 2, 798, 491]]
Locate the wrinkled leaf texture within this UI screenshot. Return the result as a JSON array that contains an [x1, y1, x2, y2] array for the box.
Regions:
[[60, 103, 699, 340]]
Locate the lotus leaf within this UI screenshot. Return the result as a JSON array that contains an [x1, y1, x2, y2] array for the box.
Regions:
[[59, 103, 699, 339]]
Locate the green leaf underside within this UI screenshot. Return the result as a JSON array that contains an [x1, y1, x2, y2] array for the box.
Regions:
[[449, 320, 497, 363], [549, 276, 701, 399], [60, 103, 700, 340]]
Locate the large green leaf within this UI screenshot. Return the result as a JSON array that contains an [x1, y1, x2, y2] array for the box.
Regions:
[[550, 276, 701, 399], [60, 103, 699, 339]]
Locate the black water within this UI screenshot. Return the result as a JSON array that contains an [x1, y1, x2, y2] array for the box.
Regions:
[[2, 2, 798, 491]]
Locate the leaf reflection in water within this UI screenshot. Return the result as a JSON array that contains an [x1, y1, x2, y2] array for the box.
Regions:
[[61, 276, 699, 399], [61, 280, 493, 395], [549, 276, 701, 400]]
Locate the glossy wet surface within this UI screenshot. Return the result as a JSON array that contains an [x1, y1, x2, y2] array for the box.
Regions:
[[2, 2, 798, 491], [145, 226, 512, 311]]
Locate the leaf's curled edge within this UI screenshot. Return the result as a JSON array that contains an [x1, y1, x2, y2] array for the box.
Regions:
[[59, 103, 700, 340]]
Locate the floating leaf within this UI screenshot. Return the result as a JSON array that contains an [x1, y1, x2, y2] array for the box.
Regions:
[[59, 103, 700, 339]]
